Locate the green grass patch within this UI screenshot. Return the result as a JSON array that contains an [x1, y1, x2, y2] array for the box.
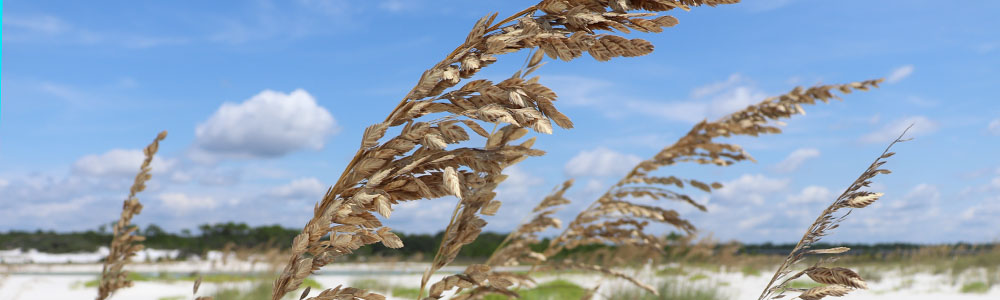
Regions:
[[960, 282, 990, 294], [301, 278, 323, 290], [210, 279, 320, 300], [83, 272, 156, 287], [786, 281, 823, 289], [351, 278, 422, 298], [857, 268, 883, 283], [179, 273, 263, 283], [656, 267, 687, 276], [82, 272, 269, 288], [483, 279, 586, 300], [211, 282, 272, 300], [83, 273, 321, 300], [391, 287, 423, 298], [350, 278, 393, 291], [740, 265, 761, 277], [607, 280, 725, 300], [689, 274, 708, 281]]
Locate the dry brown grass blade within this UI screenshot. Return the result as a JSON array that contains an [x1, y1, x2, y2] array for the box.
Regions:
[[540, 79, 885, 262], [805, 267, 867, 289], [558, 260, 658, 295], [465, 79, 881, 296], [95, 131, 166, 300], [421, 264, 521, 300], [303, 285, 386, 300], [757, 125, 912, 300], [193, 275, 202, 295], [454, 271, 536, 300], [271, 1, 746, 299], [797, 285, 852, 300], [485, 179, 573, 268]]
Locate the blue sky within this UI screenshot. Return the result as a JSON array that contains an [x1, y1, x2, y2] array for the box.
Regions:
[[2, 0, 999, 244]]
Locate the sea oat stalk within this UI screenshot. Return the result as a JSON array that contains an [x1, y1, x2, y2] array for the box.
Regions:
[[757, 126, 912, 300], [466, 80, 884, 298], [96, 131, 167, 300], [541, 80, 885, 262], [274, 1, 748, 299]]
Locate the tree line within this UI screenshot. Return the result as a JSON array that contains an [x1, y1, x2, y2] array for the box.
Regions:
[[1, 222, 991, 261], [0, 222, 519, 260]]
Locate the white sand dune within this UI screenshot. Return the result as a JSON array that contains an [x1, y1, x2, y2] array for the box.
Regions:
[[1, 250, 997, 299]]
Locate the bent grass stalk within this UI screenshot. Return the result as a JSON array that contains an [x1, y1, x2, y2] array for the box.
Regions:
[[270, 1, 748, 300], [470, 79, 884, 298], [79, 2, 915, 300], [757, 125, 913, 300], [96, 131, 167, 300]]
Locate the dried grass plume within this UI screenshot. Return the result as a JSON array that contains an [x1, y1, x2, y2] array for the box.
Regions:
[[96, 131, 167, 300]]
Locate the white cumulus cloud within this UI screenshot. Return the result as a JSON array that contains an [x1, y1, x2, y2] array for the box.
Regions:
[[713, 174, 790, 205], [565, 148, 641, 177], [773, 148, 821, 173], [270, 177, 327, 199], [193, 89, 339, 161], [886, 65, 915, 84], [72, 149, 175, 177], [159, 193, 218, 214], [786, 185, 833, 204], [860, 116, 938, 143]]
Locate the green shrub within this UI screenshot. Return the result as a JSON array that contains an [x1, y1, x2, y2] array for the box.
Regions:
[[483, 280, 586, 300], [607, 280, 725, 300], [960, 282, 990, 294]]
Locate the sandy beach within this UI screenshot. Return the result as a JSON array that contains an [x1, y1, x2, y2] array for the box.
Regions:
[[3, 256, 998, 299]]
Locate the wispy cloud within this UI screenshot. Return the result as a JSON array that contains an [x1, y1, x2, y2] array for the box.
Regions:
[[886, 65, 915, 84], [739, 213, 774, 230], [960, 177, 1000, 224], [209, 0, 356, 44], [860, 116, 938, 143], [540, 75, 616, 107], [490, 165, 547, 228], [269, 177, 326, 199], [13, 196, 98, 218], [72, 149, 175, 177], [743, 0, 798, 13], [988, 119, 1000, 136], [772, 148, 821, 173], [853, 183, 944, 241], [298, 0, 351, 16], [378, 0, 409, 12], [786, 185, 833, 204], [547, 73, 770, 123], [158, 193, 219, 214], [564, 147, 641, 177], [713, 174, 790, 206], [3, 14, 69, 34], [974, 41, 998, 54], [625, 74, 768, 123], [3, 14, 187, 48]]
